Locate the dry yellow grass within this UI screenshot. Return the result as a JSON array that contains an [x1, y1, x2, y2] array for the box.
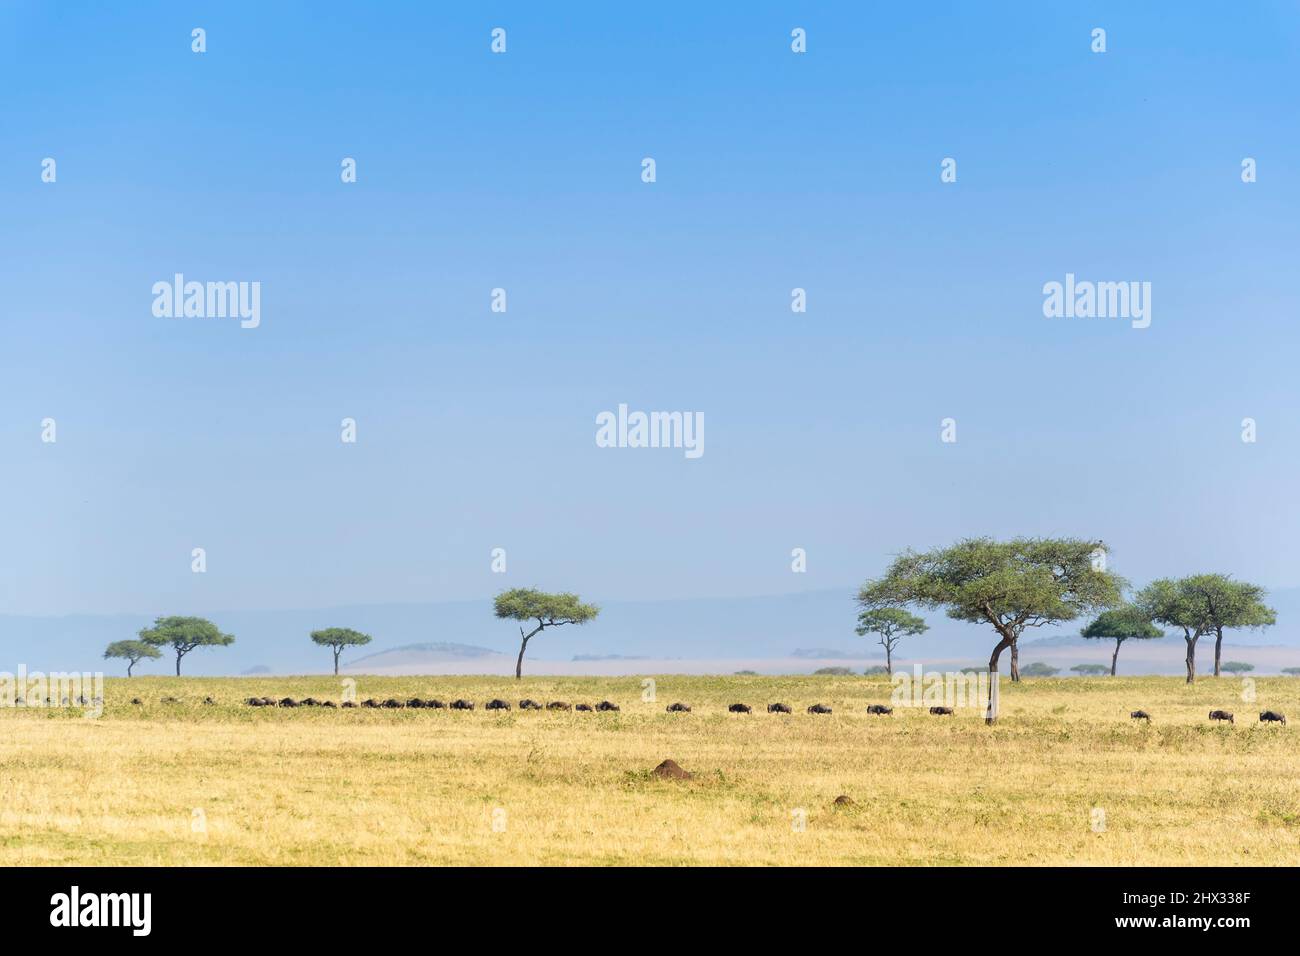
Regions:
[[1, 674, 1298, 865]]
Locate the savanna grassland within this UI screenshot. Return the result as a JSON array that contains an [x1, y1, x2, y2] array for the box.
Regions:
[[1, 674, 1298, 866]]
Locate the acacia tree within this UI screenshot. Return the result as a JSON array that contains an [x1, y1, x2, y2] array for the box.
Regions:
[[1185, 575, 1275, 677], [1080, 605, 1163, 676], [138, 616, 235, 676], [854, 607, 927, 676], [493, 588, 599, 679], [103, 639, 161, 676], [311, 627, 373, 675], [857, 538, 1123, 693], [1071, 664, 1110, 676], [1221, 661, 1254, 674]]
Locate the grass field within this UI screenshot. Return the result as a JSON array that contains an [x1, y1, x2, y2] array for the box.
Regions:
[[2, 674, 1298, 866]]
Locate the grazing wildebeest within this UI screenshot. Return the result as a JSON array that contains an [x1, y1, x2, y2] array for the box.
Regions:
[[485, 699, 511, 711], [547, 701, 571, 711], [930, 706, 955, 716], [806, 703, 832, 714], [382, 698, 405, 708], [320, 700, 337, 708], [519, 699, 543, 710], [867, 704, 893, 715], [425, 699, 445, 709], [279, 697, 299, 708], [728, 703, 752, 714], [362, 698, 381, 708], [260, 697, 276, 706], [1130, 710, 1151, 722], [595, 700, 620, 712], [203, 696, 217, 705], [131, 698, 143, 705], [300, 697, 318, 707], [1260, 710, 1287, 725], [574, 703, 593, 712], [450, 699, 475, 710], [340, 701, 357, 709], [1208, 710, 1234, 724], [406, 698, 425, 709], [246, 697, 264, 707], [666, 702, 692, 712], [767, 703, 792, 714]]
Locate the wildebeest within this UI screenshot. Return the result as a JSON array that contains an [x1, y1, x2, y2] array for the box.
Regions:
[[574, 703, 593, 712], [1130, 710, 1151, 722], [1208, 710, 1234, 724], [547, 701, 571, 711], [381, 698, 404, 709], [485, 699, 511, 711], [279, 697, 299, 708], [595, 700, 620, 712], [405, 698, 425, 709], [260, 697, 276, 706], [806, 703, 832, 714], [728, 703, 752, 714], [519, 699, 543, 710], [340, 701, 357, 709], [300, 697, 319, 707], [1260, 710, 1287, 725], [767, 703, 792, 714], [666, 702, 692, 713], [131, 698, 143, 705], [320, 700, 337, 708], [930, 706, 955, 716], [867, 704, 893, 716], [425, 699, 445, 709], [203, 696, 217, 705], [246, 697, 265, 707], [362, 699, 381, 708], [450, 699, 475, 710]]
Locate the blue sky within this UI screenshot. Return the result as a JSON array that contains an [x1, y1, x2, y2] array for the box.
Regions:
[[1, 2, 1298, 617]]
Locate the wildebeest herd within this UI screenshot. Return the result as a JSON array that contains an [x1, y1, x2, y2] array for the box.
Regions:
[[113, 696, 1289, 726]]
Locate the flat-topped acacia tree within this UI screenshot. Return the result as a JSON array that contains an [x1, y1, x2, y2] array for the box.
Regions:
[[858, 538, 1124, 688], [138, 616, 235, 676], [103, 639, 161, 676], [1080, 605, 1163, 676], [1137, 575, 1275, 682], [311, 627, 373, 675], [854, 607, 927, 676], [494, 588, 599, 679]]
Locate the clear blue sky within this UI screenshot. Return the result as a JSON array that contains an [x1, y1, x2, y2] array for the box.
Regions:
[[1, 2, 1297, 616]]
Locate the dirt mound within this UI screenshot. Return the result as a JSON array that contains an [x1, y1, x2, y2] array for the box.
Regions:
[[651, 759, 693, 781]]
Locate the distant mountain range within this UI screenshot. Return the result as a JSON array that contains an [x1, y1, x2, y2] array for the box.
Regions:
[[3, 587, 1299, 677]]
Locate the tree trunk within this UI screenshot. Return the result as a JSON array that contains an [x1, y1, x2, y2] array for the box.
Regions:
[[514, 640, 526, 679], [176, 652, 183, 677], [1185, 635, 1197, 684], [127, 660, 135, 677], [1111, 638, 1123, 677], [334, 646, 341, 676], [987, 635, 1012, 724], [1009, 641, 1020, 682], [885, 644, 892, 676], [1213, 627, 1224, 677]]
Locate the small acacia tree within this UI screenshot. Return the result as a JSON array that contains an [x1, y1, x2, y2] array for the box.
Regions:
[[1020, 662, 1059, 677], [138, 616, 235, 676], [1185, 575, 1275, 677], [311, 627, 373, 675], [1080, 605, 1163, 676], [493, 588, 599, 679], [1221, 661, 1254, 674], [858, 537, 1123, 685], [1071, 663, 1110, 676], [103, 639, 161, 676], [854, 607, 927, 676]]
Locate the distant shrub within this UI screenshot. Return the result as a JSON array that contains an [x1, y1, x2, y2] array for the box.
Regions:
[[733, 670, 759, 676], [862, 665, 890, 676], [1220, 661, 1254, 674], [1020, 662, 1060, 677], [1070, 664, 1110, 676], [1282, 667, 1300, 676], [813, 666, 855, 676]]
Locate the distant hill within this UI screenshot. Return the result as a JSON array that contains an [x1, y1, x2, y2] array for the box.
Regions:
[[346, 642, 504, 670]]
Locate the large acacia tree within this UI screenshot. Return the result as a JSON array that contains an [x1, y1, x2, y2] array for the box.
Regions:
[[1080, 605, 1163, 676], [854, 607, 927, 676], [858, 538, 1123, 687], [138, 616, 235, 676], [310, 627, 373, 675], [1137, 575, 1274, 682], [493, 588, 599, 679]]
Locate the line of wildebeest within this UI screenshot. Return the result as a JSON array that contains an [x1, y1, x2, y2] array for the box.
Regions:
[[118, 695, 1289, 724]]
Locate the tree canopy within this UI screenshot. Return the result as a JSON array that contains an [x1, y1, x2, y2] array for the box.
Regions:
[[310, 627, 373, 675], [1137, 575, 1274, 681], [103, 639, 162, 676], [858, 537, 1123, 683], [494, 588, 599, 679], [854, 607, 927, 675], [1081, 604, 1163, 676], [138, 616, 235, 676]]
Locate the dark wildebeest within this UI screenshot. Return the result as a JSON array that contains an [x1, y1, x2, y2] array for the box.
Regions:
[[279, 697, 299, 708], [666, 702, 692, 713], [595, 701, 620, 712], [767, 703, 792, 714], [246, 697, 264, 707], [1208, 710, 1234, 724], [1259, 711, 1287, 726], [806, 703, 832, 715], [547, 701, 572, 711], [405, 698, 426, 709], [450, 699, 475, 710], [867, 704, 893, 716], [485, 699, 511, 711], [519, 699, 543, 710], [320, 700, 337, 708], [260, 697, 276, 706], [728, 703, 752, 714], [362, 698, 381, 708], [131, 698, 143, 705], [930, 706, 955, 716], [574, 703, 593, 712], [1130, 710, 1151, 722], [382, 698, 405, 709], [340, 701, 357, 709], [300, 697, 319, 707], [425, 699, 445, 709]]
